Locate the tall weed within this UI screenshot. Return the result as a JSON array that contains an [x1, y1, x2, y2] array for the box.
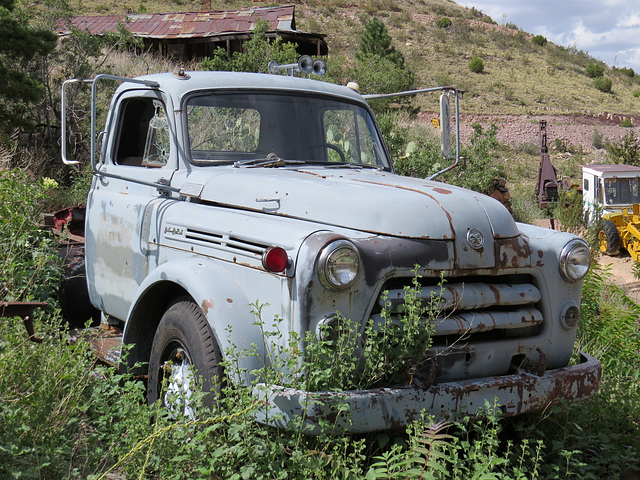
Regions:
[[0, 169, 63, 302]]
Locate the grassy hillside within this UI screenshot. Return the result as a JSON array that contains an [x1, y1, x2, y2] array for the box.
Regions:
[[66, 0, 640, 117]]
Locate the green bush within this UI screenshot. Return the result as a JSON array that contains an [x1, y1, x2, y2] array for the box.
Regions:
[[468, 56, 484, 73], [618, 66, 635, 78], [0, 317, 153, 478], [455, 123, 505, 194], [622, 118, 634, 127], [594, 75, 613, 92], [200, 20, 298, 73], [531, 34, 547, 47], [394, 137, 443, 178], [585, 62, 605, 78], [592, 128, 604, 149], [436, 17, 452, 28], [606, 131, 640, 165], [633, 89, 640, 98], [0, 170, 63, 303]]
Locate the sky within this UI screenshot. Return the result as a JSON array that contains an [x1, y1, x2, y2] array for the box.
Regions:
[[463, 1, 640, 72]]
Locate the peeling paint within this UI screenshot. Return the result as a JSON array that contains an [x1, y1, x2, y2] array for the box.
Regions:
[[202, 298, 215, 315]]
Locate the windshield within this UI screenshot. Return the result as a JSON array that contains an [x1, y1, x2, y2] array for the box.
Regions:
[[185, 91, 389, 168], [602, 177, 640, 205]]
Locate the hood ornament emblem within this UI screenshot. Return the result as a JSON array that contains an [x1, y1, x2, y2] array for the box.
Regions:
[[467, 228, 484, 250]]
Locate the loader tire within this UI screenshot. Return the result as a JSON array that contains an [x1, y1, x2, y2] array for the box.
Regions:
[[598, 219, 621, 256]]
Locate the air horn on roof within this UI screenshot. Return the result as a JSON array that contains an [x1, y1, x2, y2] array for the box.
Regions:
[[268, 55, 326, 76]]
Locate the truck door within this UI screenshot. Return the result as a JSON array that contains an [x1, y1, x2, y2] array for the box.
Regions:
[[85, 89, 176, 321]]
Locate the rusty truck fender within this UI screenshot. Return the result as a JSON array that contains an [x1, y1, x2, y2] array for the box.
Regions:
[[120, 257, 260, 380]]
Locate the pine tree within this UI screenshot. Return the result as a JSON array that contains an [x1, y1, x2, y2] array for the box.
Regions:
[[356, 17, 405, 68], [0, 0, 57, 135]]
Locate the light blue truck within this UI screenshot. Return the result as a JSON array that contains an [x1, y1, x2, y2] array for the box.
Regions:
[[62, 65, 600, 433]]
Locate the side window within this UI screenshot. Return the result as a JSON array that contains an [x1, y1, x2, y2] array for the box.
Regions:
[[115, 97, 170, 167], [583, 179, 589, 191], [596, 180, 604, 204]]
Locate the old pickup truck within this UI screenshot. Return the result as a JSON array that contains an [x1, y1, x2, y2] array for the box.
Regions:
[[61, 61, 600, 433]]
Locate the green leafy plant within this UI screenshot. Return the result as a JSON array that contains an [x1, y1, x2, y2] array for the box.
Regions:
[[594, 76, 613, 93], [606, 131, 640, 165], [585, 62, 605, 78], [468, 56, 485, 73], [436, 17, 452, 29], [617, 66, 635, 78], [0, 0, 56, 138], [200, 20, 298, 73], [621, 118, 634, 127], [592, 128, 604, 149], [0, 169, 63, 302], [531, 35, 547, 47], [550, 188, 587, 235], [449, 123, 505, 195], [394, 136, 443, 178]]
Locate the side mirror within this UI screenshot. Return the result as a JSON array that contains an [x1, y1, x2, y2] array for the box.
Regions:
[[440, 93, 451, 159]]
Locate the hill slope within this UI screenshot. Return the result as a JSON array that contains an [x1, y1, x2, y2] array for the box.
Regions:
[[69, 0, 640, 119]]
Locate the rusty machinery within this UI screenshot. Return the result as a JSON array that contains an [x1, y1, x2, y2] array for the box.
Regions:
[[535, 120, 572, 229]]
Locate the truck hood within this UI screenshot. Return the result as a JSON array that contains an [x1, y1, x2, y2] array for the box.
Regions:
[[182, 166, 518, 241]]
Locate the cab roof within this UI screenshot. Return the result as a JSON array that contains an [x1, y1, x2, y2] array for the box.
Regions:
[[117, 70, 365, 104]]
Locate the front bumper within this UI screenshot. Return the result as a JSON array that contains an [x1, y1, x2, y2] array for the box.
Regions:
[[253, 352, 601, 434]]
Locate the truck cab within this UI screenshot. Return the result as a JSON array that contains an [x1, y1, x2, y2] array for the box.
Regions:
[[62, 68, 600, 433], [583, 164, 640, 217]]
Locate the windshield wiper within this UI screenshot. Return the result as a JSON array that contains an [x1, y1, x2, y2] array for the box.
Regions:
[[324, 162, 385, 171], [233, 155, 305, 168]]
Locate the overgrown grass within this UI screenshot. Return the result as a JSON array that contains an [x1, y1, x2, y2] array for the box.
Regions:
[[3, 279, 638, 479], [1, 162, 640, 478]]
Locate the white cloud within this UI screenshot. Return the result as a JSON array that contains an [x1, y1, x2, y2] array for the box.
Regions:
[[618, 13, 640, 28], [464, 1, 640, 71]]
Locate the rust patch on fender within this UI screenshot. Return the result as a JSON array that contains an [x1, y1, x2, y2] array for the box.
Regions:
[[432, 187, 452, 195], [226, 298, 233, 303], [202, 299, 215, 315]]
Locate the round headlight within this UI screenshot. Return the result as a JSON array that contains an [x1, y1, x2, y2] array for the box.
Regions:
[[559, 239, 590, 282], [318, 240, 360, 290]]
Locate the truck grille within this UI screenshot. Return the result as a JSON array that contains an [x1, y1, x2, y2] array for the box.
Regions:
[[376, 274, 542, 344]]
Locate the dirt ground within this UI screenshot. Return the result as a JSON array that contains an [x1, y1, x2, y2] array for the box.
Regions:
[[418, 112, 640, 152], [594, 252, 640, 303]]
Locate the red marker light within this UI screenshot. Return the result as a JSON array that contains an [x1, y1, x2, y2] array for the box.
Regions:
[[262, 246, 288, 273]]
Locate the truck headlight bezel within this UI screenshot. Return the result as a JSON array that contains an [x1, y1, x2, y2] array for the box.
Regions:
[[559, 239, 590, 283], [317, 240, 360, 290]]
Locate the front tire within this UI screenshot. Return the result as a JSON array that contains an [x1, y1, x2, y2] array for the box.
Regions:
[[148, 297, 223, 416], [598, 219, 622, 256]]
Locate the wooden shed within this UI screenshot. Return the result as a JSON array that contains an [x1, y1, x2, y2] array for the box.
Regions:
[[56, 5, 327, 60]]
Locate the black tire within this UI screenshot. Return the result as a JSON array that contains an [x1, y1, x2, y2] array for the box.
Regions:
[[148, 296, 223, 415], [598, 219, 622, 256]]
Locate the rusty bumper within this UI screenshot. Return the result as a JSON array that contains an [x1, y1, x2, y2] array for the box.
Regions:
[[253, 352, 601, 434]]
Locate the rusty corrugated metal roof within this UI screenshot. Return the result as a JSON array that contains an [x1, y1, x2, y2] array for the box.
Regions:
[[56, 5, 296, 39]]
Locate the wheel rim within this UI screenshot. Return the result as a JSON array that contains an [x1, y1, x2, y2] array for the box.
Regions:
[[598, 230, 608, 253], [160, 343, 196, 419]]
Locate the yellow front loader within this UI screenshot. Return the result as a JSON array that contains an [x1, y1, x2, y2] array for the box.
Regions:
[[598, 204, 640, 261]]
